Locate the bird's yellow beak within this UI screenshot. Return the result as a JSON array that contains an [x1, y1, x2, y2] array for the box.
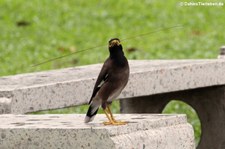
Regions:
[[109, 40, 121, 47]]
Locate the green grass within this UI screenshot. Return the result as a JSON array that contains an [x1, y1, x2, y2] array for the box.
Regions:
[[1, 0, 224, 145], [1, 0, 224, 76]]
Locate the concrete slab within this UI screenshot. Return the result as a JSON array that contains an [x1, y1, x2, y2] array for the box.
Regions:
[[0, 114, 194, 149], [1, 59, 225, 113], [0, 98, 11, 114]]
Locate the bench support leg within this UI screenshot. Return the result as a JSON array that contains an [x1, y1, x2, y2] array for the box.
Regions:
[[120, 86, 225, 149]]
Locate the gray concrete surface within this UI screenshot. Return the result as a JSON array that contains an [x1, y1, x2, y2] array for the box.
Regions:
[[0, 98, 11, 114], [1, 59, 225, 114], [0, 114, 195, 149]]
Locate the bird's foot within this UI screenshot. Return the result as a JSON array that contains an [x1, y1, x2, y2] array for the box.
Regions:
[[103, 120, 127, 125]]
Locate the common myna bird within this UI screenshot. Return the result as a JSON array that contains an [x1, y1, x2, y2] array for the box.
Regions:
[[85, 38, 129, 125]]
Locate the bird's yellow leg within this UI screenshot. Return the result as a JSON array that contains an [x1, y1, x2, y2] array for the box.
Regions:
[[103, 109, 114, 125], [106, 105, 127, 125], [106, 106, 116, 121]]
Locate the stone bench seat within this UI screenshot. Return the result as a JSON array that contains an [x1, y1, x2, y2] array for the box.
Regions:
[[0, 114, 194, 149], [0, 59, 225, 114]]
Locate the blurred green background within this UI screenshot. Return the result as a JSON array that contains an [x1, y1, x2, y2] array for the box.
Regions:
[[1, 0, 224, 145]]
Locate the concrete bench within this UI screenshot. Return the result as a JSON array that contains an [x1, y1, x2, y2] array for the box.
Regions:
[[1, 47, 225, 148], [1, 59, 225, 114], [0, 114, 194, 149]]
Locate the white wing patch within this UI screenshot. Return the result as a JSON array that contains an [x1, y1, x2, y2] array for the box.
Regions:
[[97, 80, 105, 88], [97, 74, 108, 88]]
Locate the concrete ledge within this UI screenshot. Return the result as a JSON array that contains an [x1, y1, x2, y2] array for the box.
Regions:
[[1, 59, 225, 113], [0, 98, 11, 113], [0, 114, 195, 149]]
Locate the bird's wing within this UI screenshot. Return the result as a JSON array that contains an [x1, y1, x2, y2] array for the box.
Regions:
[[88, 58, 110, 104]]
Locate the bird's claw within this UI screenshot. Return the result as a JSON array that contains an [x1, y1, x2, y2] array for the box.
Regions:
[[103, 120, 127, 125]]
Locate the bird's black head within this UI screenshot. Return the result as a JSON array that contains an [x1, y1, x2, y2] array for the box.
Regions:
[[108, 38, 123, 55], [108, 38, 121, 48]]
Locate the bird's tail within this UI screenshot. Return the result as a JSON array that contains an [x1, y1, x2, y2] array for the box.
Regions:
[[84, 103, 99, 123]]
